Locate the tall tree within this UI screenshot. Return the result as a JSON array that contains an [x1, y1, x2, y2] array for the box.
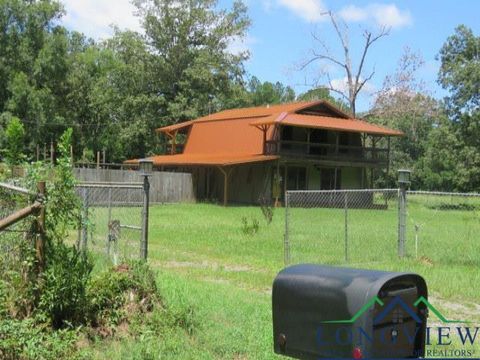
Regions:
[[3, 115, 25, 165], [296, 87, 349, 110], [247, 76, 295, 106], [133, 0, 250, 123], [0, 0, 69, 153], [436, 25, 480, 191], [370, 48, 444, 188], [301, 11, 388, 117]]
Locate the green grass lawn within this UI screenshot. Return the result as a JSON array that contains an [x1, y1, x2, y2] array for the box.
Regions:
[[85, 202, 480, 359]]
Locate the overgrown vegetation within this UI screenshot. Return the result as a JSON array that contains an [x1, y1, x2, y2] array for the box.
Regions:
[[0, 129, 197, 359]]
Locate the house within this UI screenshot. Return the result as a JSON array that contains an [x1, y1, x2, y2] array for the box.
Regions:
[[133, 101, 403, 205]]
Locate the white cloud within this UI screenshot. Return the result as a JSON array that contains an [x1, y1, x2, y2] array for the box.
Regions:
[[330, 77, 376, 95], [339, 3, 412, 29], [228, 35, 258, 56], [62, 0, 142, 40], [276, 0, 327, 23], [338, 5, 368, 23]]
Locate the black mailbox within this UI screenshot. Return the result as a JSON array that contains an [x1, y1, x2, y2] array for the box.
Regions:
[[272, 264, 428, 359]]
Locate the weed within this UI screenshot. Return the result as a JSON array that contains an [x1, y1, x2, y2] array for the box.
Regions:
[[241, 216, 259, 235]]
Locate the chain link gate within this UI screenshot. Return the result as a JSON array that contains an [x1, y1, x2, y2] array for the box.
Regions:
[[75, 182, 147, 264]]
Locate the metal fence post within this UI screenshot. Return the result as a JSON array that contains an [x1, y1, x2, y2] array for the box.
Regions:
[[81, 187, 88, 252], [106, 187, 112, 256], [344, 191, 348, 263], [284, 191, 290, 265], [398, 186, 407, 258], [140, 175, 150, 260]]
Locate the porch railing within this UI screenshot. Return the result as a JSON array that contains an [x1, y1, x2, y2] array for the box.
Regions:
[[265, 140, 389, 164]]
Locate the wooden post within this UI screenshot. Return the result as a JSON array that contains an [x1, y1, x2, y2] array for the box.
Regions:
[[36, 181, 46, 272], [70, 145, 74, 164], [307, 128, 311, 155], [96, 151, 100, 169], [262, 126, 267, 154], [334, 167, 338, 190], [206, 168, 210, 200], [218, 166, 232, 206], [387, 136, 391, 173], [275, 160, 281, 207], [172, 130, 178, 155], [335, 132, 339, 155], [102, 149, 106, 165]]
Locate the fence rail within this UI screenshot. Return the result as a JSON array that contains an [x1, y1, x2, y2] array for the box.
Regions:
[[0, 181, 46, 271]]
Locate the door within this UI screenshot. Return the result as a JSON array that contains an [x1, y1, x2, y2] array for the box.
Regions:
[[320, 168, 341, 190]]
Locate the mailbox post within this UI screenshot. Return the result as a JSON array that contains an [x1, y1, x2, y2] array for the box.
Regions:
[[272, 264, 428, 359]]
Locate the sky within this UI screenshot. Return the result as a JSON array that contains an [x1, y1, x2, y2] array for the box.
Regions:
[[60, 0, 480, 112]]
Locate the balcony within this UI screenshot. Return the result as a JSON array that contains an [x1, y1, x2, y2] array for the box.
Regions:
[[265, 140, 389, 166]]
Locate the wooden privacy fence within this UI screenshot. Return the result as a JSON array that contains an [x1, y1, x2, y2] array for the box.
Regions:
[[74, 168, 195, 204]]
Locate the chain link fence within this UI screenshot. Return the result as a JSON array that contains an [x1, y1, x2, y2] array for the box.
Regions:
[[0, 180, 45, 276], [285, 189, 480, 267], [406, 191, 480, 267], [285, 189, 399, 265], [75, 182, 147, 264]]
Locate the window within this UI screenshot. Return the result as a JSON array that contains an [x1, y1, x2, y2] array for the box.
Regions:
[[286, 167, 307, 190]]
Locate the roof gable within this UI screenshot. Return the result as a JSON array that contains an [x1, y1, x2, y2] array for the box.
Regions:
[[296, 102, 351, 119]]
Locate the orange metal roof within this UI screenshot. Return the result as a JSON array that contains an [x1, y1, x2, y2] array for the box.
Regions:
[[155, 100, 334, 133], [128, 154, 279, 166], [158, 120, 195, 133], [131, 101, 402, 167], [249, 114, 404, 136]]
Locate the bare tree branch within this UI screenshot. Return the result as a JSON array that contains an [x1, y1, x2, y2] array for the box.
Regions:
[[299, 10, 390, 116]]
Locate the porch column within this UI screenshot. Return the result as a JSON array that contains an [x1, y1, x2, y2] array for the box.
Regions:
[[218, 166, 232, 206]]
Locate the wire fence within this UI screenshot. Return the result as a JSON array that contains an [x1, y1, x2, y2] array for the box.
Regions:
[[285, 189, 480, 267], [406, 191, 480, 267], [75, 182, 148, 265], [0, 180, 45, 275], [285, 189, 399, 265]]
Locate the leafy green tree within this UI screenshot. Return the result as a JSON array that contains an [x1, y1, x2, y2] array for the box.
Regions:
[[297, 87, 349, 111], [370, 48, 445, 189], [3, 115, 25, 165], [0, 0, 70, 154], [247, 76, 295, 106], [436, 25, 480, 191], [133, 0, 250, 123]]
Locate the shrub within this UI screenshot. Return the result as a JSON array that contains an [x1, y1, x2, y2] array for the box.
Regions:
[[37, 243, 93, 328], [241, 216, 260, 235], [86, 261, 160, 332], [0, 318, 81, 360]]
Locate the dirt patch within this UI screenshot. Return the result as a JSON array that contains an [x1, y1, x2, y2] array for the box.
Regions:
[[160, 260, 255, 273], [429, 293, 480, 326]]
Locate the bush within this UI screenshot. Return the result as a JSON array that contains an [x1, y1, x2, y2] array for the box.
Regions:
[[427, 202, 477, 211], [37, 243, 93, 328], [86, 261, 160, 332], [0, 318, 81, 360]]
